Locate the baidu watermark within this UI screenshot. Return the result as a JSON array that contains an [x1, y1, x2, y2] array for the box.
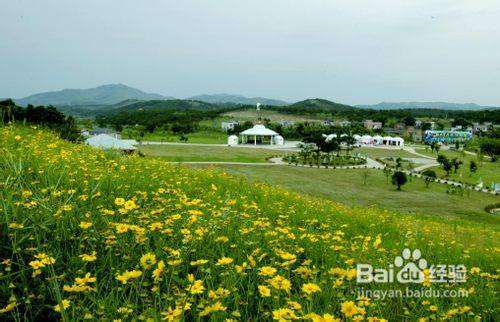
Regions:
[[356, 248, 468, 299]]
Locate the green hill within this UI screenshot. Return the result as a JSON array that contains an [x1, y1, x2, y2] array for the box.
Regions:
[[107, 99, 220, 113], [288, 98, 357, 112], [0, 125, 498, 320]]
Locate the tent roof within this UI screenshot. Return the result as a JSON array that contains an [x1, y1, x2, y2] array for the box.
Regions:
[[86, 134, 137, 150], [240, 124, 278, 136]]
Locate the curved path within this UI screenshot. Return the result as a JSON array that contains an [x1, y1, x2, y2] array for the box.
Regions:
[[143, 141, 496, 195]]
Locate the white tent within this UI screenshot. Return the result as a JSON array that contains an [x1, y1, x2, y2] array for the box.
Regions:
[[240, 124, 280, 145], [323, 134, 337, 142], [373, 135, 383, 145], [382, 136, 393, 146], [360, 135, 373, 145], [227, 135, 238, 146], [273, 135, 284, 145], [392, 137, 405, 147], [86, 134, 137, 151]]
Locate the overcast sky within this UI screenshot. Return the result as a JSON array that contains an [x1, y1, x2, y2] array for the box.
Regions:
[[1, 0, 500, 105]]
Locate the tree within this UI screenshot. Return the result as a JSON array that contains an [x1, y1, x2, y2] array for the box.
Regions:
[[437, 155, 452, 176], [452, 158, 462, 174], [391, 171, 407, 191], [395, 157, 403, 169], [479, 138, 500, 160], [421, 122, 432, 132], [421, 169, 437, 188], [383, 166, 392, 184], [403, 116, 416, 126], [343, 135, 355, 155], [297, 143, 314, 165], [303, 132, 325, 167], [469, 160, 477, 175]]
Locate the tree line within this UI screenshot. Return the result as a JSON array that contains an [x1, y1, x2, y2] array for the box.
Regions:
[[0, 99, 81, 142]]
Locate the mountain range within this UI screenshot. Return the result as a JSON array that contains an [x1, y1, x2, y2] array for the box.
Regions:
[[188, 94, 288, 106], [11, 84, 288, 107], [7, 84, 498, 111], [357, 101, 499, 110]]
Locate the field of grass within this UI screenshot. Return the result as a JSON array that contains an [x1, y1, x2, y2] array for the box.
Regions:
[[0, 125, 498, 320], [122, 128, 228, 144], [138, 144, 287, 163], [222, 109, 322, 122], [192, 164, 500, 225], [353, 147, 418, 159], [415, 148, 500, 186]]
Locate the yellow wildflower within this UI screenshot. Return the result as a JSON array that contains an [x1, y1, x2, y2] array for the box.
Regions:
[[258, 285, 271, 297], [116, 270, 142, 284], [53, 299, 71, 312], [79, 221, 93, 229], [140, 252, 157, 269], [302, 282, 321, 295], [259, 266, 277, 276]]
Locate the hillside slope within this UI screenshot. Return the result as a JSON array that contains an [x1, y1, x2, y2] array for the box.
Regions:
[[0, 126, 498, 320], [284, 98, 357, 112], [15, 84, 170, 106], [189, 94, 288, 106]]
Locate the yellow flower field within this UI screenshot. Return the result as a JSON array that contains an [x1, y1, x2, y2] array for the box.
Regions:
[[0, 125, 498, 321]]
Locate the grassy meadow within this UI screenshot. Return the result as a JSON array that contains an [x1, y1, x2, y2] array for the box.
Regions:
[[415, 148, 500, 187], [352, 147, 418, 160], [222, 109, 322, 123], [191, 164, 500, 225], [122, 128, 228, 144], [0, 125, 498, 321], [138, 144, 288, 163]]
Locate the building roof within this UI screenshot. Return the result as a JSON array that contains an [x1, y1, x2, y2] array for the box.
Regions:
[[240, 124, 278, 136], [86, 134, 137, 150]]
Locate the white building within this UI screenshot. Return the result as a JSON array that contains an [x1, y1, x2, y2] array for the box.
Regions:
[[221, 121, 239, 131]]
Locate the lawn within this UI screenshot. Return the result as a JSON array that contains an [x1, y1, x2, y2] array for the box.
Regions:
[[139, 144, 288, 163], [122, 129, 228, 144], [191, 164, 500, 225], [353, 147, 418, 159], [222, 109, 322, 122], [415, 148, 500, 186]]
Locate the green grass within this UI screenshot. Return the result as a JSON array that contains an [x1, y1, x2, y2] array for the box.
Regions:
[[353, 147, 418, 159], [1, 125, 498, 321], [138, 144, 287, 163], [416, 148, 500, 186], [222, 109, 322, 122], [191, 164, 500, 226], [122, 129, 228, 144]]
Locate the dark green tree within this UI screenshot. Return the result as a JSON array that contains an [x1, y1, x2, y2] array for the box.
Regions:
[[469, 160, 477, 175], [421, 169, 437, 188], [391, 171, 407, 191]]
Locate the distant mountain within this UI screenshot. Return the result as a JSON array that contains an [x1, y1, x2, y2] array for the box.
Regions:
[[286, 98, 357, 112], [15, 84, 172, 106], [357, 101, 499, 110], [189, 94, 288, 106]]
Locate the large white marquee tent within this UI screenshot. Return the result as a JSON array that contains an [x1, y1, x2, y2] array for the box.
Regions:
[[239, 124, 284, 145]]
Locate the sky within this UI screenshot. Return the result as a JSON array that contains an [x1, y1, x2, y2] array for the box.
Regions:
[[1, 0, 500, 105]]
